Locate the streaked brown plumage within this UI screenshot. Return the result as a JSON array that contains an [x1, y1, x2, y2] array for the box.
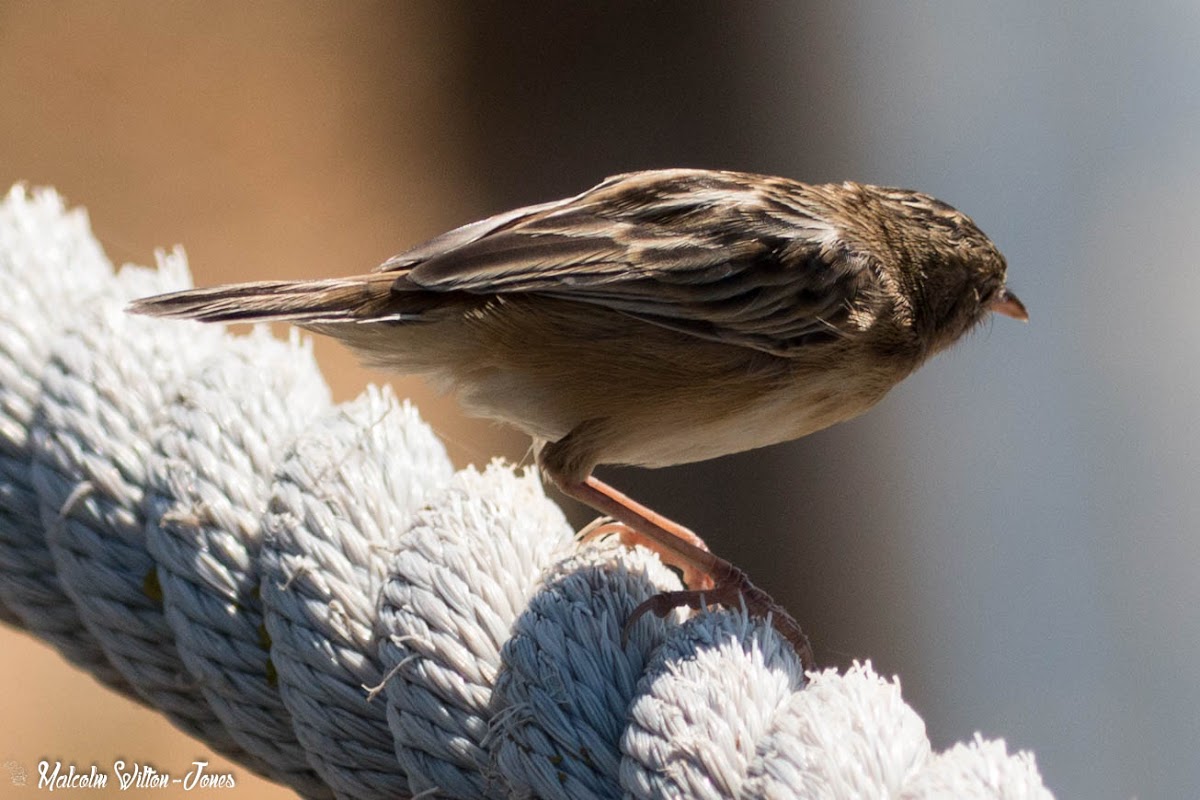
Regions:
[[129, 168, 1027, 667]]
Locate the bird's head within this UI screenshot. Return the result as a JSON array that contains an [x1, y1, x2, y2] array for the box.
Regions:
[[854, 185, 1028, 356]]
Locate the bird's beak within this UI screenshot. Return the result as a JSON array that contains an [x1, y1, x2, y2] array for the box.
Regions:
[[989, 288, 1029, 322]]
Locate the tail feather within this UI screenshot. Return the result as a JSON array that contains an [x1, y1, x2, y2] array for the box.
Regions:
[[126, 274, 401, 324]]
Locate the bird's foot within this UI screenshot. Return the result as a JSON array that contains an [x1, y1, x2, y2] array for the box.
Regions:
[[552, 473, 816, 669], [578, 517, 715, 591], [624, 566, 815, 671]]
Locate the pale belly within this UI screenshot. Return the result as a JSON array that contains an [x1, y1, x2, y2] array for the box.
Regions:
[[454, 366, 891, 474], [405, 299, 913, 473], [596, 376, 883, 468]]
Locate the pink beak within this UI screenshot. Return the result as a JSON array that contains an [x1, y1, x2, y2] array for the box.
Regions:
[[989, 288, 1029, 322]]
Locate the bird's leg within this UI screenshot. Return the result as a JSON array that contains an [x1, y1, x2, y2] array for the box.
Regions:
[[552, 472, 816, 670], [575, 506, 715, 591]]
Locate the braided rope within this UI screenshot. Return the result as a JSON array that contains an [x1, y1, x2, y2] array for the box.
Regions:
[[0, 185, 1053, 799]]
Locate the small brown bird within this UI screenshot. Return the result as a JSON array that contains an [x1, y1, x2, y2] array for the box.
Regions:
[[130, 169, 1027, 668]]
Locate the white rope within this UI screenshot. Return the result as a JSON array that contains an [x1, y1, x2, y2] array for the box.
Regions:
[[0, 185, 1053, 799]]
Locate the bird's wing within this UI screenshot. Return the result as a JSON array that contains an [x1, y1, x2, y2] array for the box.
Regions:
[[383, 170, 874, 356]]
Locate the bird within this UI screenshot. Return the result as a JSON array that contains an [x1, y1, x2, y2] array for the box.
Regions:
[[129, 168, 1028, 669]]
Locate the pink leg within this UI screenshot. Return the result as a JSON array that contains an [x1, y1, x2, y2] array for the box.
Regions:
[[556, 473, 816, 670], [577, 518, 715, 591]]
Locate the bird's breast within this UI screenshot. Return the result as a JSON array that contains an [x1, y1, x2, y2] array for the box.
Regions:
[[594, 362, 894, 468], [392, 297, 912, 471]]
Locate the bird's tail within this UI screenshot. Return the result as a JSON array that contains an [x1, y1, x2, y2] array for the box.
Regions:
[[127, 274, 402, 324]]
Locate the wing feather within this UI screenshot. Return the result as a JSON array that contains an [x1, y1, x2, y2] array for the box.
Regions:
[[381, 170, 871, 355]]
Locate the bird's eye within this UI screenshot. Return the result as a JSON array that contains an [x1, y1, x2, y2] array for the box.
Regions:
[[979, 281, 1004, 308]]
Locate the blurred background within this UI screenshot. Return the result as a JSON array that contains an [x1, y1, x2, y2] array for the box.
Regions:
[[1, 2, 1197, 797]]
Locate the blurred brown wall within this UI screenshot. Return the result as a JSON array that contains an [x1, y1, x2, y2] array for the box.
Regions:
[[0, 3, 861, 796], [0, 4, 492, 796]]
